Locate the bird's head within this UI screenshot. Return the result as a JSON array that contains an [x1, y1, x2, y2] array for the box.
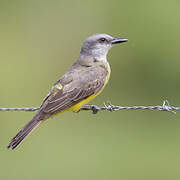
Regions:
[[80, 33, 128, 59]]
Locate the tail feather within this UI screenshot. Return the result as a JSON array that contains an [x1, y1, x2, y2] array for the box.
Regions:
[[7, 118, 42, 150]]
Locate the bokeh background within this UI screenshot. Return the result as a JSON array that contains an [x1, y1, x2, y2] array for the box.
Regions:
[[1, 0, 180, 179]]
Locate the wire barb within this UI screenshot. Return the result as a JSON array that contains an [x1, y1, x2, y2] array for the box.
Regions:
[[0, 100, 179, 114]]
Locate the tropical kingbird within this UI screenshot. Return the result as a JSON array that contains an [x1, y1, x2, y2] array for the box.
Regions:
[[8, 33, 128, 150]]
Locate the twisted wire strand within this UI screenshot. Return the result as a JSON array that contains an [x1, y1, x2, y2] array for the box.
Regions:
[[0, 107, 40, 112], [0, 100, 178, 114]]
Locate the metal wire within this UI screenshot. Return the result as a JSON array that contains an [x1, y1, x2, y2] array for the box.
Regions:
[[0, 107, 40, 112], [0, 100, 178, 114]]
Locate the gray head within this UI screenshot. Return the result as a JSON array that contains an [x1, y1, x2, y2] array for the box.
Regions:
[[80, 33, 128, 59]]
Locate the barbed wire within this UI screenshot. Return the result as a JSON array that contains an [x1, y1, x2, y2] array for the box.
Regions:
[[0, 100, 179, 114], [0, 107, 39, 112]]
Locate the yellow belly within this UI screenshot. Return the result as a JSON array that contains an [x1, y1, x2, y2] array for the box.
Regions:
[[68, 91, 101, 112]]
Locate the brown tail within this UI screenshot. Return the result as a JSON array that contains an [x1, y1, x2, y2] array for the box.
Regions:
[[7, 117, 42, 150]]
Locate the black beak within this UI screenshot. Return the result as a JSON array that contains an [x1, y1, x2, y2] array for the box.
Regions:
[[111, 38, 128, 44]]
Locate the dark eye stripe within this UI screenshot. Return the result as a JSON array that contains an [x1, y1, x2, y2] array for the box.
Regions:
[[100, 38, 105, 42], [99, 38, 107, 43]]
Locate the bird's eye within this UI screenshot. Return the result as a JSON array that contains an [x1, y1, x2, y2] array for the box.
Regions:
[[99, 38, 106, 43]]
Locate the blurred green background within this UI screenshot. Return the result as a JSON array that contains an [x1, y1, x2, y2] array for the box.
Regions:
[[1, 0, 180, 179]]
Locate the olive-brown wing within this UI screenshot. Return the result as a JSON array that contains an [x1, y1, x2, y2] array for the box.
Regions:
[[39, 67, 107, 116]]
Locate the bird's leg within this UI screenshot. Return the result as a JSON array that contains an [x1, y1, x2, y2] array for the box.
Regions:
[[78, 104, 100, 114]]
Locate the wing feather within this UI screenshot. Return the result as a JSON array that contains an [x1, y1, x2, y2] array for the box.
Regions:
[[38, 65, 108, 116]]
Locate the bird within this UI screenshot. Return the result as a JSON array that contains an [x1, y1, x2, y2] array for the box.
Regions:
[[7, 33, 128, 150]]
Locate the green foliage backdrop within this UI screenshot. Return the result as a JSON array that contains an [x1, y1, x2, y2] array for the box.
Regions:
[[0, 0, 180, 179]]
